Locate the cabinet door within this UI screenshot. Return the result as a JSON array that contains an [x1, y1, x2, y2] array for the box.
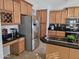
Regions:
[[27, 4, 32, 16], [57, 46, 69, 59], [69, 48, 79, 59], [48, 31, 56, 37], [0, 0, 3, 9], [10, 42, 19, 55], [67, 8, 75, 18], [41, 10, 47, 23], [13, 1, 21, 24], [21, 1, 28, 15], [61, 9, 67, 24], [75, 7, 79, 17], [56, 11, 62, 24], [18, 38, 25, 53], [4, 0, 13, 11], [36, 10, 47, 23], [46, 44, 69, 59], [36, 11, 42, 21], [49, 11, 56, 24], [57, 31, 65, 38], [40, 24, 46, 38], [10, 38, 25, 55]]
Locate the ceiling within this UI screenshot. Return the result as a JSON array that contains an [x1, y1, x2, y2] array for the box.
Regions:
[[26, 0, 66, 10], [26, 0, 79, 10]]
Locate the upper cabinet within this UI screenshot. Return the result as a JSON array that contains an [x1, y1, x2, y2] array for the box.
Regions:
[[49, 11, 56, 24], [36, 10, 47, 23], [0, 0, 3, 10], [67, 7, 75, 18], [61, 9, 68, 24], [27, 4, 32, 16], [4, 0, 13, 11], [13, 1, 21, 24], [56, 11, 62, 24], [41, 10, 47, 23], [21, 1, 28, 15], [75, 7, 79, 17]]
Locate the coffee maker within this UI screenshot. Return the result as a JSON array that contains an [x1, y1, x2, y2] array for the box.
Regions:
[[10, 28, 17, 39]]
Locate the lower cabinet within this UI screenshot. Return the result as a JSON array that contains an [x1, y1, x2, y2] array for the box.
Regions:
[[10, 37, 25, 55], [46, 44, 70, 59], [48, 31, 56, 37], [40, 23, 46, 38], [69, 48, 79, 59], [56, 31, 65, 38]]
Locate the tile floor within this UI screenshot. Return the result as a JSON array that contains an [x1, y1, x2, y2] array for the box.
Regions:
[[4, 40, 46, 59]]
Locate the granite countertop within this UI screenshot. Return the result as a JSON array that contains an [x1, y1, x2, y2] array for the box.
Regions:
[[3, 36, 25, 44], [41, 37, 79, 49]]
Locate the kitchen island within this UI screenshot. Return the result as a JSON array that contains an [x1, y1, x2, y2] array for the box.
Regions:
[[41, 37, 79, 59]]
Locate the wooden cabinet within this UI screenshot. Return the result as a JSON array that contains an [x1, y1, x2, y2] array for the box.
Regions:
[[27, 4, 32, 16], [10, 37, 25, 55], [13, 1, 21, 24], [21, 1, 28, 15], [49, 11, 56, 24], [56, 31, 65, 38], [69, 48, 79, 59], [61, 9, 67, 24], [36, 10, 42, 20], [41, 10, 47, 23], [36, 10, 47, 23], [67, 7, 75, 18], [75, 7, 79, 17], [4, 0, 13, 11], [36, 10, 47, 38], [56, 11, 62, 24], [46, 44, 69, 59], [18, 38, 25, 53], [40, 24, 46, 38], [48, 31, 56, 37], [0, 0, 3, 9]]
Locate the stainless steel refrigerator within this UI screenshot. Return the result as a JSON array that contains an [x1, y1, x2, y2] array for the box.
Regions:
[[19, 15, 40, 51]]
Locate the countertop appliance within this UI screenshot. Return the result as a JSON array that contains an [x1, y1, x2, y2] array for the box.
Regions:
[[19, 16, 40, 51], [48, 24, 57, 31], [10, 28, 17, 39], [66, 18, 79, 32], [57, 24, 66, 31]]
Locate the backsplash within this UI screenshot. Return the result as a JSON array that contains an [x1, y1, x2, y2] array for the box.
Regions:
[[1, 25, 19, 34]]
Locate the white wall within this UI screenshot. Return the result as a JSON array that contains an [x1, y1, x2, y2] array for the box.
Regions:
[[2, 25, 19, 33]]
